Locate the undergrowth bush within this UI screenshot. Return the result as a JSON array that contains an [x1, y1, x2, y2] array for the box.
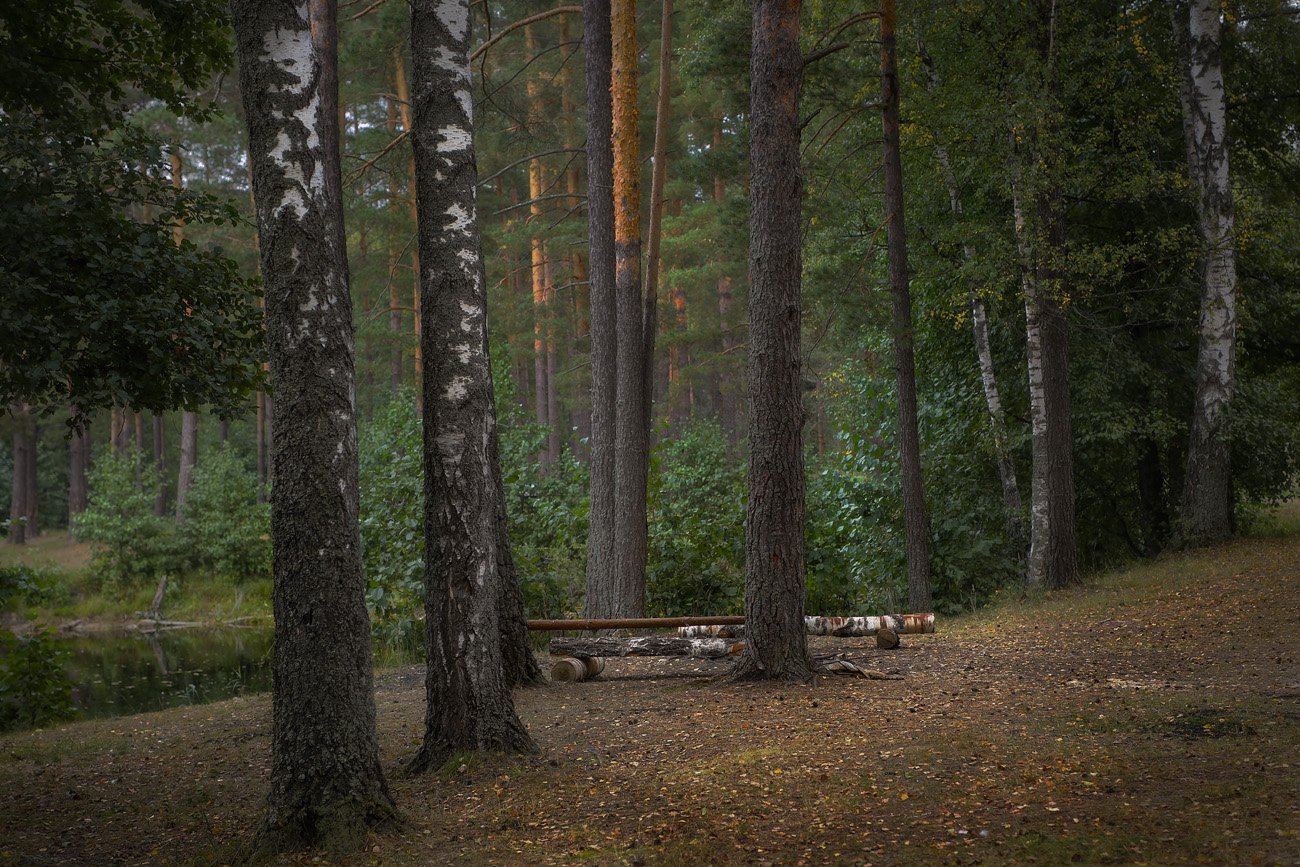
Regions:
[[0, 629, 77, 732], [180, 448, 270, 581]]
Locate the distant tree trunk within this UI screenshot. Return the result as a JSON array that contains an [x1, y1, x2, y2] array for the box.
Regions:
[[217, 419, 229, 446], [611, 0, 648, 617], [918, 37, 1024, 557], [584, 0, 620, 617], [880, 0, 931, 612], [23, 418, 38, 537], [68, 409, 89, 518], [1179, 0, 1237, 544], [387, 88, 405, 396], [170, 149, 200, 521], [731, 0, 813, 682], [175, 411, 198, 521], [560, 16, 591, 458], [642, 0, 674, 435], [407, 0, 537, 772], [523, 23, 556, 464], [152, 415, 167, 516], [8, 407, 32, 544], [111, 408, 130, 456], [713, 124, 738, 442], [233, 0, 397, 853], [393, 52, 424, 411]]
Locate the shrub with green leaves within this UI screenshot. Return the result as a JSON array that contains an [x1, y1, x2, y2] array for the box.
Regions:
[[0, 629, 77, 732], [180, 447, 270, 581], [72, 449, 182, 594]]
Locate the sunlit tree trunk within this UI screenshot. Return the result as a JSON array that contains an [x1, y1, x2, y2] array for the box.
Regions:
[[731, 0, 813, 682], [583, 0, 620, 617], [232, 0, 397, 853], [1179, 0, 1237, 543], [611, 0, 648, 616], [386, 87, 405, 395], [880, 0, 932, 611], [406, 0, 537, 772]]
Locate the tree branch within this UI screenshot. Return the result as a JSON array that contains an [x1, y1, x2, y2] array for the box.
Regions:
[[471, 5, 582, 62]]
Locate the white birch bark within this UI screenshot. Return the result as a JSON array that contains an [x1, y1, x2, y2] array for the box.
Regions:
[[1179, 0, 1237, 542]]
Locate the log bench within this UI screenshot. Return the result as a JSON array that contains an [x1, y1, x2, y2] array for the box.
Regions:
[[530, 614, 934, 682]]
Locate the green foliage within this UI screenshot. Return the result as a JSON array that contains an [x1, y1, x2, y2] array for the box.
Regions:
[[358, 393, 425, 645], [180, 448, 270, 582], [72, 450, 182, 595], [0, 564, 70, 610], [0, 629, 77, 732], [646, 419, 745, 616]]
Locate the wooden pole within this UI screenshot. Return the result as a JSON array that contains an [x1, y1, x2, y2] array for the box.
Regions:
[[528, 615, 746, 631]]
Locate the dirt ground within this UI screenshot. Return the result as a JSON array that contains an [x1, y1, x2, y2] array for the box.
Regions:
[[2, 526, 1298, 866]]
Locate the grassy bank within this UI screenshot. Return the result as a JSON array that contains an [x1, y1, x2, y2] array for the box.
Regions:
[[1, 509, 1297, 864], [0, 531, 271, 627]]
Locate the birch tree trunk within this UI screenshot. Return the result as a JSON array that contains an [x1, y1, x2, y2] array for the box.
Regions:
[[1179, 0, 1237, 543], [880, 0, 932, 613], [407, 0, 536, 771], [732, 0, 813, 682], [583, 0, 620, 617], [232, 0, 397, 852], [611, 0, 648, 616]]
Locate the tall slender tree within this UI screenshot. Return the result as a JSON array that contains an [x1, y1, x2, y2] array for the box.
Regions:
[[583, 0, 620, 617], [406, 0, 536, 772], [68, 409, 89, 518], [642, 0, 674, 433], [7, 407, 32, 545], [1179, 0, 1237, 543], [171, 150, 199, 521], [880, 0, 932, 612], [232, 0, 397, 853], [732, 0, 813, 682], [611, 0, 649, 616]]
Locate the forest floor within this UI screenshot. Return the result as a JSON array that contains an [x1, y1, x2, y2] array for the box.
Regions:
[[2, 509, 1298, 866]]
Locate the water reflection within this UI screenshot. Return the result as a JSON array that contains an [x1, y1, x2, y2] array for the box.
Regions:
[[63, 628, 272, 720]]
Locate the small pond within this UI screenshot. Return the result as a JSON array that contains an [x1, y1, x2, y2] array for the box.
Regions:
[[61, 627, 273, 721]]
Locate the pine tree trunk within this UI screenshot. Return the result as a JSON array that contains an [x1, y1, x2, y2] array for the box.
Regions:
[[731, 0, 813, 682], [583, 0, 620, 617], [152, 415, 167, 517], [68, 409, 89, 518], [1179, 0, 1237, 543], [392, 52, 424, 411], [712, 124, 738, 442], [611, 0, 648, 617], [232, 0, 397, 853], [407, 0, 537, 772], [880, 0, 932, 613], [387, 88, 405, 396]]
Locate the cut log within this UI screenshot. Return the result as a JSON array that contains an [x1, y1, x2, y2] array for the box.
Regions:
[[549, 636, 743, 660], [875, 627, 900, 649], [528, 615, 745, 631], [583, 657, 605, 678], [550, 657, 587, 682], [678, 613, 934, 639]]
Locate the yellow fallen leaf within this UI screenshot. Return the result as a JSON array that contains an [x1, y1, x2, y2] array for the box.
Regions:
[[900, 792, 909, 800]]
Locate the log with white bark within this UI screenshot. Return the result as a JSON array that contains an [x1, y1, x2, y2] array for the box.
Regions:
[[550, 656, 605, 682], [677, 613, 934, 639], [549, 636, 744, 660]]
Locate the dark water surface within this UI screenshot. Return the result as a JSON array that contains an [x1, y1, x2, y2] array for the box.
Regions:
[[63, 628, 272, 720]]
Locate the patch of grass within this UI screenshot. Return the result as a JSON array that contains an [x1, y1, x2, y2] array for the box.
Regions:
[[0, 532, 92, 576]]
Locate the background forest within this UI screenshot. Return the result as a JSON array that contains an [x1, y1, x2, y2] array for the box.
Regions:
[[3, 0, 1298, 641]]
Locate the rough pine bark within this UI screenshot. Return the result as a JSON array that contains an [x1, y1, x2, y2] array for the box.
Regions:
[[611, 0, 648, 617], [583, 0, 620, 618], [232, 0, 397, 853], [731, 0, 813, 682], [880, 0, 932, 613], [407, 0, 536, 771], [1179, 0, 1237, 543]]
